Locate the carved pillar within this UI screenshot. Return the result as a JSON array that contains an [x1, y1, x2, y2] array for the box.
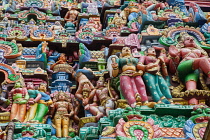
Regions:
[[203, 120, 210, 140], [6, 122, 15, 140]]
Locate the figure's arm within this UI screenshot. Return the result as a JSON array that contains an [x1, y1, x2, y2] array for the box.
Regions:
[[137, 56, 146, 71], [88, 89, 96, 101], [24, 88, 29, 101], [110, 87, 119, 101], [68, 103, 75, 117], [111, 57, 119, 77], [75, 82, 85, 100], [74, 98, 80, 114], [64, 11, 70, 21], [47, 99, 53, 106], [34, 93, 42, 103], [50, 103, 56, 118], [169, 45, 180, 58], [90, 94, 98, 106]]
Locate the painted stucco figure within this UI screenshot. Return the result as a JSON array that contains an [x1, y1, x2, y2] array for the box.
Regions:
[[108, 47, 148, 107], [50, 91, 74, 137]]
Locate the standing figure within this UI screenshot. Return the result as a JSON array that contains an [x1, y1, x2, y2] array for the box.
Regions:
[[84, 77, 119, 119], [108, 47, 148, 107], [140, 47, 173, 103], [24, 82, 42, 122], [9, 81, 29, 122], [169, 32, 210, 104], [36, 41, 49, 68], [50, 91, 74, 137], [31, 83, 53, 123]]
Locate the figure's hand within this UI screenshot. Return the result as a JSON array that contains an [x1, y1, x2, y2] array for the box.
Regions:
[[111, 63, 118, 69], [83, 98, 89, 106], [158, 56, 165, 63], [19, 99, 27, 104], [64, 114, 73, 117], [28, 100, 35, 105], [138, 70, 143, 76], [42, 102, 48, 105], [169, 45, 179, 57], [84, 104, 90, 110], [111, 98, 117, 101], [56, 60, 63, 64], [137, 63, 145, 71], [146, 63, 158, 70]]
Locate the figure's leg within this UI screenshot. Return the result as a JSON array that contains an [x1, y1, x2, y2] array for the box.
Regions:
[[143, 73, 161, 102], [62, 117, 70, 137], [18, 104, 27, 122], [165, 76, 171, 87], [157, 75, 173, 103], [10, 103, 18, 121], [120, 75, 136, 106], [32, 103, 48, 123], [133, 76, 148, 102], [185, 70, 199, 90], [25, 103, 38, 122], [86, 105, 103, 120], [55, 116, 62, 137], [104, 99, 115, 116], [193, 58, 210, 78]]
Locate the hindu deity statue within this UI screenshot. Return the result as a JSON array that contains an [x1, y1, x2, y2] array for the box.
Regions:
[[50, 91, 74, 137], [83, 77, 119, 120], [108, 47, 149, 107], [36, 41, 49, 68], [109, 13, 127, 29], [84, 17, 102, 32], [200, 23, 210, 44], [24, 82, 42, 122], [75, 68, 95, 103], [0, 17, 9, 30], [64, 6, 79, 24], [139, 47, 173, 104], [50, 21, 65, 36], [169, 32, 210, 104], [8, 81, 29, 122], [50, 53, 73, 73], [31, 83, 53, 123]]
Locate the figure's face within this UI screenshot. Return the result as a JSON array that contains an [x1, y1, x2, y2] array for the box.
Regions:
[[96, 80, 104, 87], [58, 93, 65, 100], [43, 41, 48, 47], [147, 48, 156, 56], [55, 21, 60, 26], [207, 26, 210, 32], [183, 36, 196, 47], [27, 82, 34, 89], [59, 54, 66, 61], [14, 82, 22, 88], [122, 47, 131, 56], [39, 84, 46, 92], [143, 1, 153, 7]]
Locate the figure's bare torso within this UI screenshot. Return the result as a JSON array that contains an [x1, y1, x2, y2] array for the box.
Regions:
[[181, 47, 202, 60]]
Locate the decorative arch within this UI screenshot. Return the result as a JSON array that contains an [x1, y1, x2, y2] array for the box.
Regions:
[[167, 26, 205, 41], [159, 26, 210, 49], [0, 63, 21, 83], [18, 8, 46, 22], [0, 41, 22, 59]]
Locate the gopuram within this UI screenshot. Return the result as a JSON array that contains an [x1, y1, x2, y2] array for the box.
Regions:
[[0, 0, 210, 139]]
